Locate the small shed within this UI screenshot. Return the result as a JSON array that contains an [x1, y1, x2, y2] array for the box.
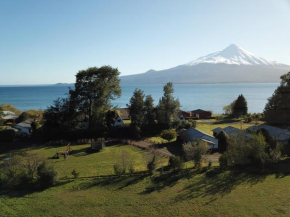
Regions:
[[91, 140, 106, 151]]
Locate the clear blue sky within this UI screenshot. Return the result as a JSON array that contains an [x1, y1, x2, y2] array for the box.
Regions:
[[1, 0, 290, 85]]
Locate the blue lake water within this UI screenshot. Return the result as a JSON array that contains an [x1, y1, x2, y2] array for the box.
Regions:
[[0, 83, 278, 113]]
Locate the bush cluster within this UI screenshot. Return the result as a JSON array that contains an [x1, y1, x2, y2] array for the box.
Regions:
[[0, 154, 57, 190], [219, 132, 281, 168]]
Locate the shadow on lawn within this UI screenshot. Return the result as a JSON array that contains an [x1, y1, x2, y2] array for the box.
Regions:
[[152, 141, 183, 156], [0, 180, 72, 198], [75, 175, 148, 191], [174, 169, 267, 203]]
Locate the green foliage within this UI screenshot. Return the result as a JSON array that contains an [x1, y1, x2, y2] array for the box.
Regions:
[[0, 103, 21, 115], [127, 89, 145, 127], [31, 121, 40, 132], [264, 71, 290, 125], [233, 94, 248, 117], [144, 95, 156, 126], [37, 161, 57, 189], [17, 112, 29, 123], [71, 169, 80, 179], [44, 97, 80, 132], [128, 163, 135, 176], [147, 154, 157, 175], [160, 129, 177, 142], [156, 82, 180, 129], [180, 120, 196, 129], [168, 156, 183, 172], [44, 66, 121, 132], [223, 100, 236, 115], [216, 130, 229, 152], [113, 163, 125, 176], [71, 66, 121, 129], [220, 132, 282, 168], [183, 140, 208, 169]]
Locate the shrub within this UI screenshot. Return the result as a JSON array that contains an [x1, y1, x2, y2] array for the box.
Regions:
[[183, 140, 208, 169], [160, 130, 177, 142], [147, 154, 157, 175], [37, 161, 57, 189], [219, 132, 282, 168], [113, 163, 125, 176], [128, 163, 135, 176], [131, 124, 141, 140], [168, 156, 183, 172], [71, 169, 80, 179]]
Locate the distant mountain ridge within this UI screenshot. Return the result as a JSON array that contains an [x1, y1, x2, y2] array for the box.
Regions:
[[121, 44, 290, 84]]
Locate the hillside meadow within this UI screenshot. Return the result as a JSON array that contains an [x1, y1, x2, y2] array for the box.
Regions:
[[0, 142, 290, 216]]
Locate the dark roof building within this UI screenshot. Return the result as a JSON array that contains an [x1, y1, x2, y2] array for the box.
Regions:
[[212, 126, 244, 137], [247, 124, 290, 144], [191, 109, 212, 119], [179, 127, 218, 149]]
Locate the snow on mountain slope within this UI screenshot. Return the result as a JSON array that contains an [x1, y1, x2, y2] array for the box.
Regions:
[[185, 44, 286, 66]]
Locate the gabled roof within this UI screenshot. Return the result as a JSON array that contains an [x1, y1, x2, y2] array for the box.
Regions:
[[179, 127, 218, 145], [14, 121, 32, 129], [247, 124, 290, 141], [118, 108, 130, 120], [212, 126, 244, 136], [192, 109, 211, 114]]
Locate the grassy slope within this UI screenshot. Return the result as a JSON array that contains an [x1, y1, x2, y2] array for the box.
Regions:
[[1, 170, 289, 216], [0, 143, 290, 216]]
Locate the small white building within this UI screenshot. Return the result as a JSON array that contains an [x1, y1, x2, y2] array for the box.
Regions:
[[114, 115, 125, 127], [13, 121, 32, 135]]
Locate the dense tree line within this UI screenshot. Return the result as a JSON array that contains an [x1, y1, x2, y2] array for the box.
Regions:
[[127, 82, 180, 138], [264, 72, 290, 126]]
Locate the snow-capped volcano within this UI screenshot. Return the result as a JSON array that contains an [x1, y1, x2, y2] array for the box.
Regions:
[[121, 44, 290, 84], [185, 44, 285, 66]]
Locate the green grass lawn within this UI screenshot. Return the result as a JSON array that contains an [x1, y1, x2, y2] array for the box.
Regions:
[[1, 166, 289, 216], [0, 143, 168, 178], [1, 140, 289, 216]]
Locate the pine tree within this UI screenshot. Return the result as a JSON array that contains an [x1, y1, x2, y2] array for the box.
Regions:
[[264, 72, 290, 125], [233, 94, 248, 117], [143, 95, 155, 125], [127, 89, 145, 127], [156, 82, 180, 128]]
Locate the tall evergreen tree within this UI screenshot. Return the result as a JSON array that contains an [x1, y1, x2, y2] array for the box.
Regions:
[[264, 72, 290, 125], [233, 94, 248, 117], [156, 82, 180, 128], [127, 89, 145, 127], [143, 95, 155, 125]]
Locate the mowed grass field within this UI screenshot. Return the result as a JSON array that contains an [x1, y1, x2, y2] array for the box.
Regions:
[[0, 142, 290, 216]]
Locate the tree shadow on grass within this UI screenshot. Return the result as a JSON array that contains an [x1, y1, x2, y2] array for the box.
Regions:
[[140, 169, 197, 194], [74, 175, 148, 191], [153, 141, 183, 156], [0, 180, 72, 198]]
